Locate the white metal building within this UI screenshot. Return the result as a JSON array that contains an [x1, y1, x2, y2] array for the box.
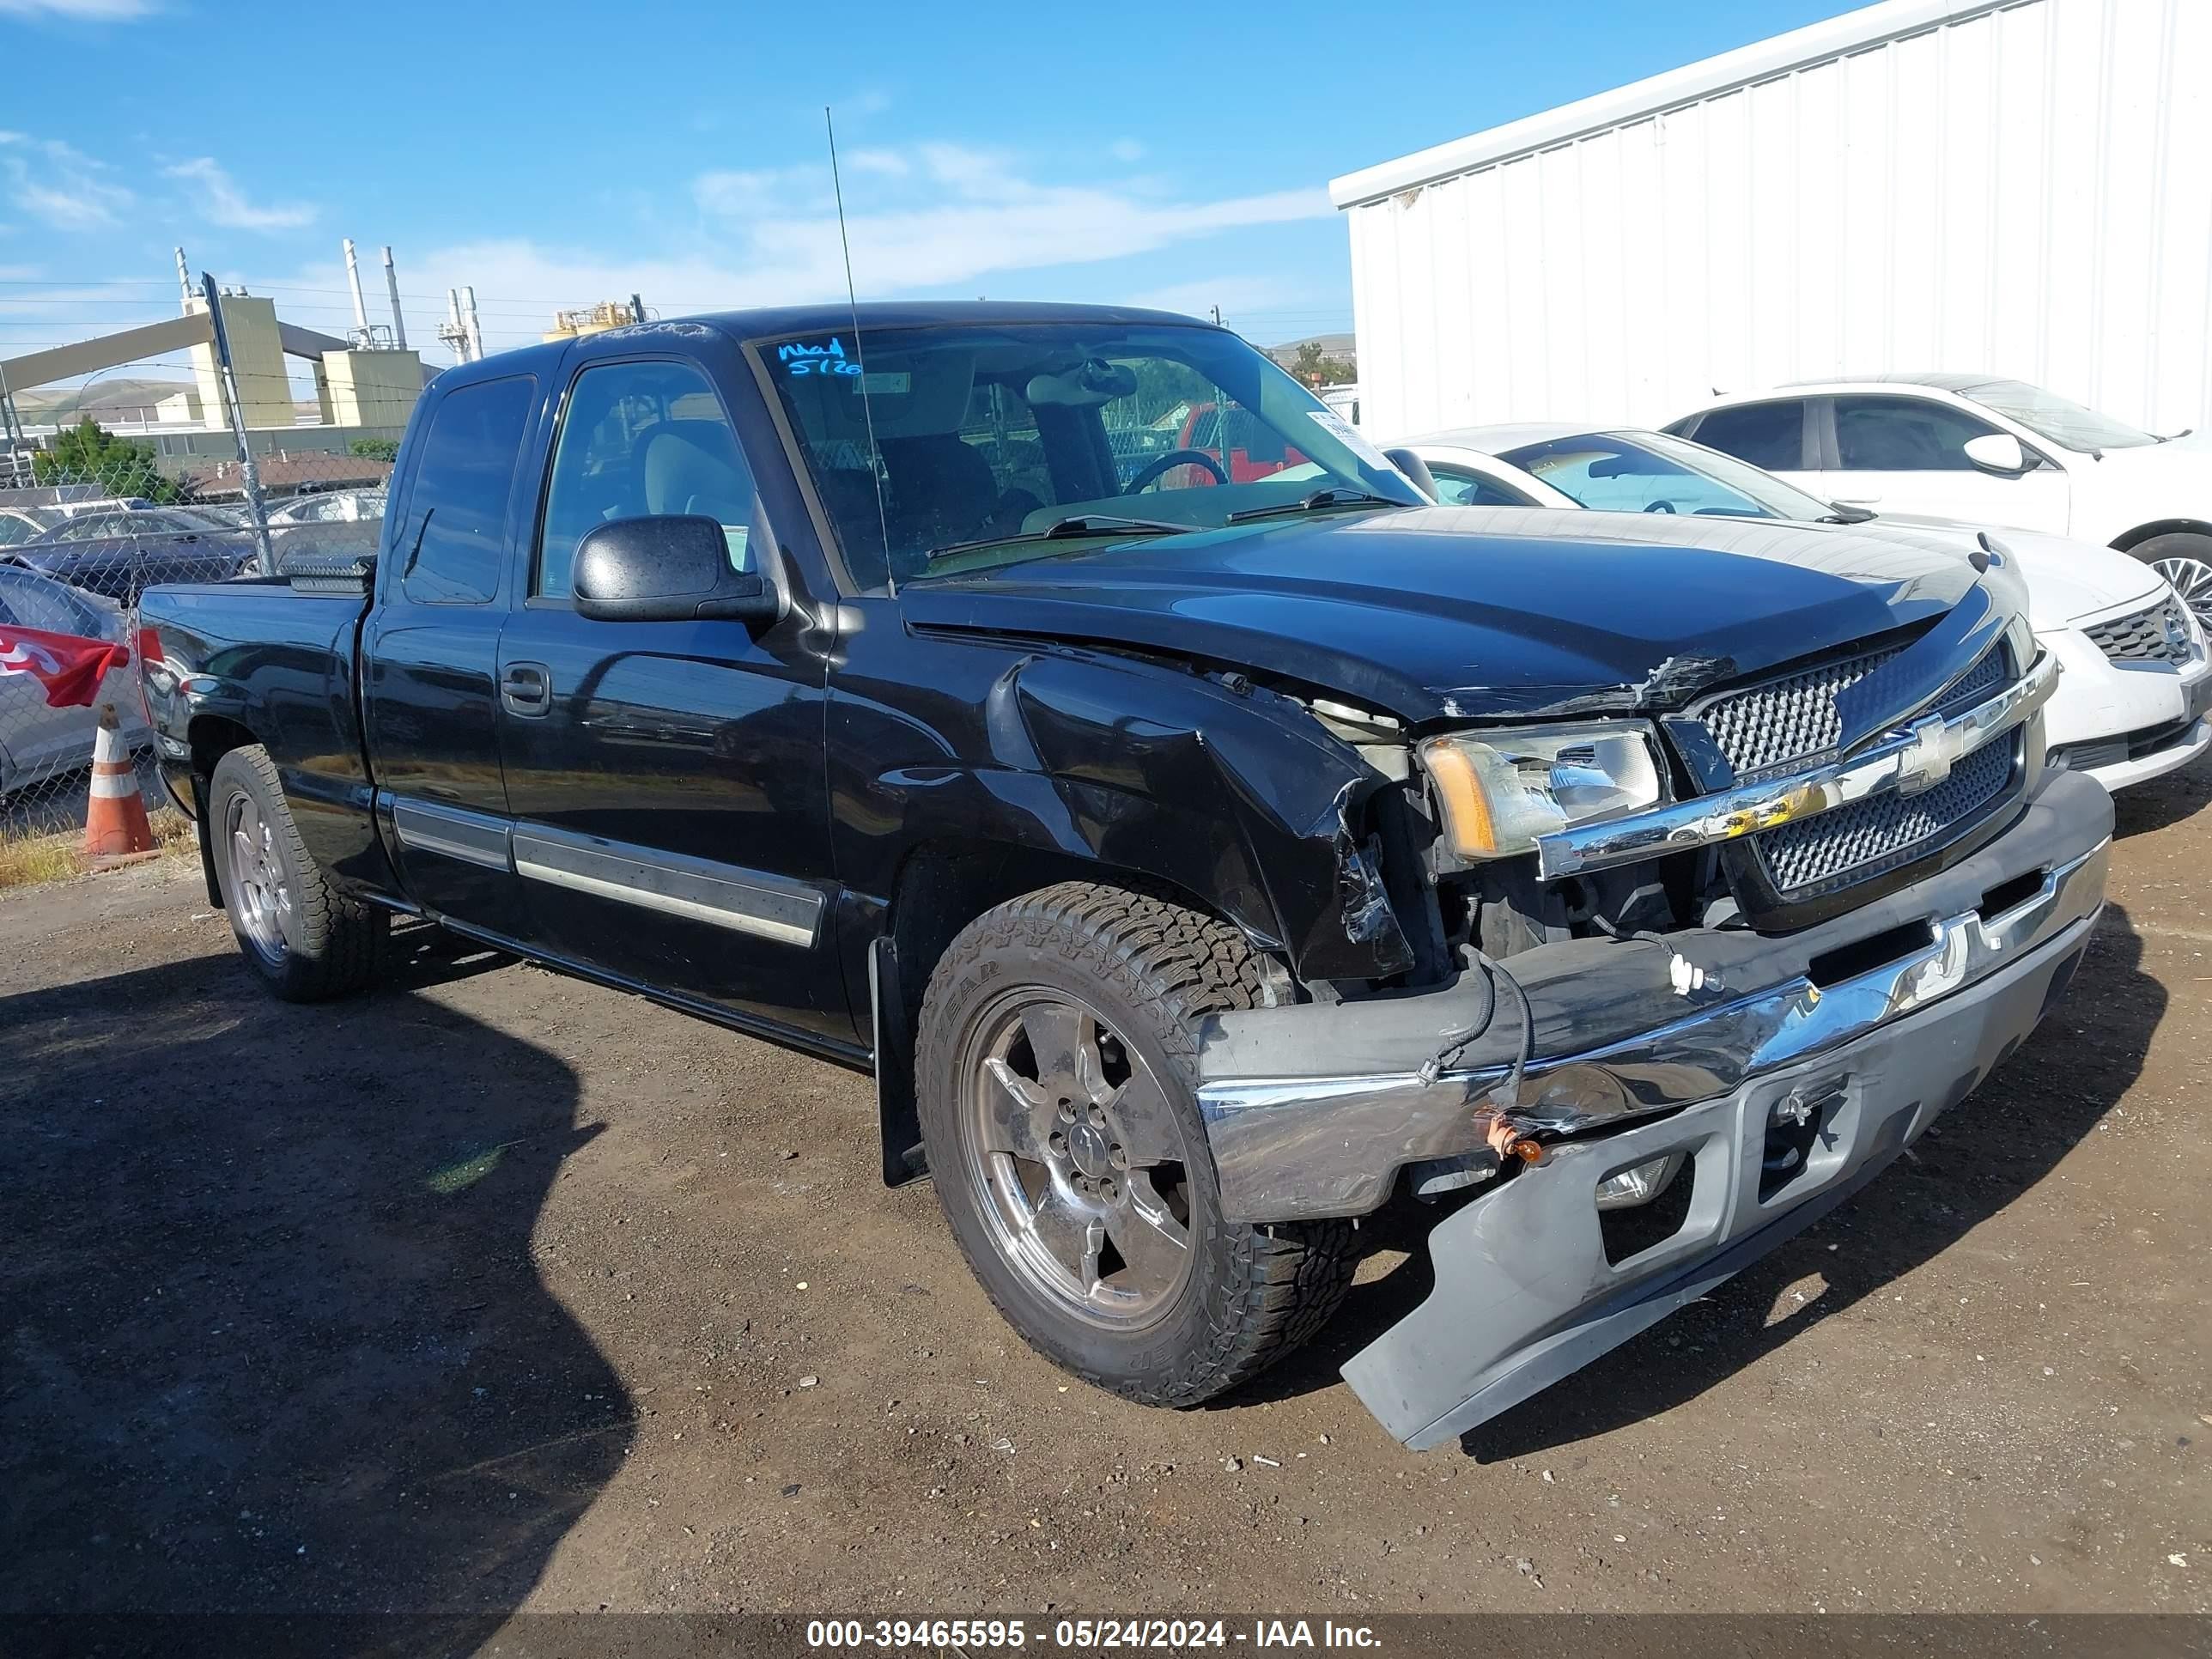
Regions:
[[1331, 0, 2212, 441]]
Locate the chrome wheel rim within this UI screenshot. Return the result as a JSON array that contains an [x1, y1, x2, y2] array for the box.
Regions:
[[2153, 556, 2212, 629], [959, 990, 1196, 1331], [225, 792, 291, 965]]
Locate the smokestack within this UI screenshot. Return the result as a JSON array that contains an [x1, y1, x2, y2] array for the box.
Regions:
[[462, 286, 483, 362], [343, 238, 370, 335], [445, 289, 465, 361], [174, 246, 192, 313], [380, 246, 408, 350]]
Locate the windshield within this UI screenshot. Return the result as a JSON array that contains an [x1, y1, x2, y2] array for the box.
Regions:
[[1952, 379, 2159, 451], [762, 320, 1423, 592], [1498, 429, 1840, 521]]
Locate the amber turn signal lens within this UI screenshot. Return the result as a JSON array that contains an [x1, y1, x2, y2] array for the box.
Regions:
[[1424, 741, 1498, 857]]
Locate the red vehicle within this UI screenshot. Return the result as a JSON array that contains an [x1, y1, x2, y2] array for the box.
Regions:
[[1173, 399, 1310, 483]]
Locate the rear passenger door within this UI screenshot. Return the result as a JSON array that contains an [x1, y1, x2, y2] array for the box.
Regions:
[[362, 371, 541, 940], [494, 346, 849, 1045]]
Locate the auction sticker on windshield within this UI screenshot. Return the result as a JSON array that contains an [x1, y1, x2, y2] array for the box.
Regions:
[[1308, 409, 1394, 473]]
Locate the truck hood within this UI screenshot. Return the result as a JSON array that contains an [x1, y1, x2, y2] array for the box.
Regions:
[[901, 506, 1991, 724]]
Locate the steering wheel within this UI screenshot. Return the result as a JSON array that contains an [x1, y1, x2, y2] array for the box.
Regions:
[[1127, 449, 1229, 492], [1643, 499, 1677, 514]]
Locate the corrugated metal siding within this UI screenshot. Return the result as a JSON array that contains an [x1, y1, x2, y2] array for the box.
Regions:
[[1343, 0, 2212, 441]]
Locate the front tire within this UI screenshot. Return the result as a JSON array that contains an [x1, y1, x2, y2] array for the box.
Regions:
[[210, 744, 386, 1002], [2129, 531, 2212, 629], [915, 882, 1353, 1407]]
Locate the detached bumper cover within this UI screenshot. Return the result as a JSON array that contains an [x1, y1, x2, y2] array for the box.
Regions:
[[1194, 768, 2112, 1448]]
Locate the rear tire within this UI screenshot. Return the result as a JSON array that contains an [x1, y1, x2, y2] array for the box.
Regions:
[[915, 881, 1353, 1407], [2128, 532, 2212, 629], [210, 744, 386, 1002]]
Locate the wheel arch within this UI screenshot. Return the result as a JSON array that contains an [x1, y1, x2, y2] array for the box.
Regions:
[[185, 714, 261, 904], [2111, 518, 2212, 556], [869, 834, 1279, 1190]]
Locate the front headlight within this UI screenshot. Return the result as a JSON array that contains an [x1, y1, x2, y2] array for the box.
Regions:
[[1421, 721, 1668, 860]]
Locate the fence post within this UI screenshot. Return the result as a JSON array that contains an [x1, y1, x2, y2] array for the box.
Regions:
[[200, 273, 275, 575]]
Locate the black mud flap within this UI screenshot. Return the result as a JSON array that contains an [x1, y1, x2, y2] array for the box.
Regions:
[[871, 937, 928, 1188]]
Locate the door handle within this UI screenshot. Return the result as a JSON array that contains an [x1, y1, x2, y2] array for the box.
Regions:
[[501, 661, 552, 717]]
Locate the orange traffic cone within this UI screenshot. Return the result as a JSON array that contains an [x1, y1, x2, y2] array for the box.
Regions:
[[84, 703, 159, 869]]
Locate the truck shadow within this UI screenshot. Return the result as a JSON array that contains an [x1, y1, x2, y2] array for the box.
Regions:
[[1454, 898, 2159, 1461], [0, 937, 629, 1630]]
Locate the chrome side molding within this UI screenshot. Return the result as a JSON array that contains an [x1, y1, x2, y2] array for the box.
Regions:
[[1536, 650, 2060, 879], [511, 823, 824, 947], [392, 797, 512, 872], [388, 795, 827, 947]]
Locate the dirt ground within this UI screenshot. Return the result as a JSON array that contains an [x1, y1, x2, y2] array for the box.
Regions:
[[3, 769, 2209, 1629]]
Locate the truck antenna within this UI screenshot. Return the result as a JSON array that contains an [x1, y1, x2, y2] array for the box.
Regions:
[[827, 104, 896, 595]]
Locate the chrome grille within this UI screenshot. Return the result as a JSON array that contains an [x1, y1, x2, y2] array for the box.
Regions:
[[1694, 641, 2017, 902], [1701, 643, 2006, 780], [1756, 733, 2014, 893], [2083, 596, 2192, 665]]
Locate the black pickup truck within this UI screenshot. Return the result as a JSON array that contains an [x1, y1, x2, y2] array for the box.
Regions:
[[139, 302, 2112, 1449]]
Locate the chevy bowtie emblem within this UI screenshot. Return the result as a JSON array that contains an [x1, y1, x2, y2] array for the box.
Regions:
[[1895, 713, 1954, 796]]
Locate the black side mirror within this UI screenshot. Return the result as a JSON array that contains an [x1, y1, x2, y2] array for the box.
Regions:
[[1382, 447, 1439, 501], [574, 514, 780, 625]]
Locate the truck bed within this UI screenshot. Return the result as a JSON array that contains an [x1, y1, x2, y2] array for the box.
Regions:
[[139, 580, 395, 897]]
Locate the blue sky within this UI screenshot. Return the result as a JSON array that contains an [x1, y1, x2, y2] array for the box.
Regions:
[[2, 0, 1854, 380]]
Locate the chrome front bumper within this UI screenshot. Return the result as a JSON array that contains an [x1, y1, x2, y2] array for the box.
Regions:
[[1195, 769, 2112, 1225], [1194, 767, 2112, 1448]]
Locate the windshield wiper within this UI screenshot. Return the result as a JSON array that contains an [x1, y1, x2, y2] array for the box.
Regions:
[[925, 514, 1193, 562], [1224, 487, 1407, 525]]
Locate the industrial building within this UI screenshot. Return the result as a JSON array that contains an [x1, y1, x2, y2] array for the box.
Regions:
[[0, 242, 476, 482], [1331, 0, 2212, 441]]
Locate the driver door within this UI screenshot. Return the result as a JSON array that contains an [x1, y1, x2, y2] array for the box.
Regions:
[[495, 348, 849, 1044]]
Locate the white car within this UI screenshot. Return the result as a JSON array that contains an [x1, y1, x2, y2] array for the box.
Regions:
[[1664, 376, 2212, 623], [1318, 384, 1364, 428], [0, 562, 153, 798], [1401, 423, 2212, 794]]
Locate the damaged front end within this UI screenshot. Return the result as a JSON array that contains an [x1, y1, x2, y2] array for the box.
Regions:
[[1191, 602, 2114, 1449]]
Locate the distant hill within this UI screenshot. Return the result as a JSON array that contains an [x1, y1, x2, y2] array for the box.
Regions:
[[1266, 333, 1356, 366]]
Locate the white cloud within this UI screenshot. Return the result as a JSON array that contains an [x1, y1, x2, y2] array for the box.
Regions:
[[691, 168, 796, 216], [246, 138, 1334, 366], [685, 140, 1328, 301], [0, 133, 131, 229], [164, 156, 315, 231], [845, 149, 909, 179], [0, 0, 155, 15]]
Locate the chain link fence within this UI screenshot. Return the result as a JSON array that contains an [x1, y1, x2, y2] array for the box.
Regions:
[[0, 367, 392, 842]]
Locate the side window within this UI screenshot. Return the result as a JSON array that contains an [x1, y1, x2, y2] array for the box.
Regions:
[[1832, 395, 2001, 471], [1429, 465, 1536, 507], [398, 375, 536, 605], [1686, 401, 1807, 471], [536, 359, 760, 600]]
